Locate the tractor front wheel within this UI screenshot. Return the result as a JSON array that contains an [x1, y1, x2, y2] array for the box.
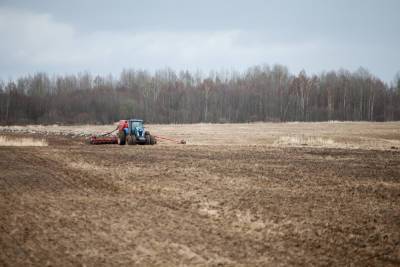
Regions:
[[118, 131, 126, 145], [127, 135, 136, 145]]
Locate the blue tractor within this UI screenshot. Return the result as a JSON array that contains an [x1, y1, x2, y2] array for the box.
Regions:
[[117, 119, 157, 145]]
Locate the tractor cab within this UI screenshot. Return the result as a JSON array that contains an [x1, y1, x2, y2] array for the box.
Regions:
[[128, 119, 146, 142], [130, 119, 143, 129]]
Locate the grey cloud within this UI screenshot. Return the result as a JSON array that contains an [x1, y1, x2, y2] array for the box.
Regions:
[[0, 1, 399, 82]]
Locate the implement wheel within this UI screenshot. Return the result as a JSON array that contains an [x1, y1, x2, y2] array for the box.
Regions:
[[117, 131, 126, 145]]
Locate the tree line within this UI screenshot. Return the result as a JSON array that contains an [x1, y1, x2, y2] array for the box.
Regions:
[[0, 65, 399, 125]]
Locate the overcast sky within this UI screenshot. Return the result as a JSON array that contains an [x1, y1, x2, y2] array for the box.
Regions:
[[0, 0, 399, 82]]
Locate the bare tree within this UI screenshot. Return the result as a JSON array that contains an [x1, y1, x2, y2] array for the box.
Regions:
[[0, 66, 399, 125]]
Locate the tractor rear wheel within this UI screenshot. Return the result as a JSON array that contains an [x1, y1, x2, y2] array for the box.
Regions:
[[145, 134, 151, 145], [127, 135, 136, 145], [150, 135, 156, 145], [117, 131, 126, 145]]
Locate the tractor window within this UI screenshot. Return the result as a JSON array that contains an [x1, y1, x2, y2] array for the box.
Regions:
[[132, 121, 143, 128]]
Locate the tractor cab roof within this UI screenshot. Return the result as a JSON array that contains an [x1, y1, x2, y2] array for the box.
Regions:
[[129, 119, 144, 122]]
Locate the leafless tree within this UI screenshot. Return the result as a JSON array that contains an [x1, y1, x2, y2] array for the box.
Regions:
[[0, 66, 398, 125]]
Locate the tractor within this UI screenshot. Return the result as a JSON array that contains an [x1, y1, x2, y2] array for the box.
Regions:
[[117, 119, 157, 145]]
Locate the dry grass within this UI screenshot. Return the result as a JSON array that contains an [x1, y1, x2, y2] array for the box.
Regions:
[[273, 135, 338, 147], [0, 135, 47, 146], [1, 121, 399, 150]]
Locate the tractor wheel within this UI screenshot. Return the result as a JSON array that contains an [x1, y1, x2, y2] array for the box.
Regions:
[[127, 135, 136, 145], [117, 131, 126, 145], [150, 135, 156, 145], [145, 134, 151, 145]]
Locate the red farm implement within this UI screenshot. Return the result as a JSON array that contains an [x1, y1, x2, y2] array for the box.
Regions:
[[89, 135, 118, 145]]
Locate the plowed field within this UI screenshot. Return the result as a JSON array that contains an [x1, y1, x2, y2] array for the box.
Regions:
[[1, 122, 399, 266]]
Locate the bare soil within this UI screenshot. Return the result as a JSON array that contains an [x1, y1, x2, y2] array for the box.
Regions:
[[0, 122, 399, 266]]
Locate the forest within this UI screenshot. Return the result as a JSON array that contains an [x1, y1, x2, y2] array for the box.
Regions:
[[0, 65, 399, 124]]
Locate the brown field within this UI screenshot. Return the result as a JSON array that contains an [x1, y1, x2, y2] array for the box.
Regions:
[[0, 122, 400, 266]]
